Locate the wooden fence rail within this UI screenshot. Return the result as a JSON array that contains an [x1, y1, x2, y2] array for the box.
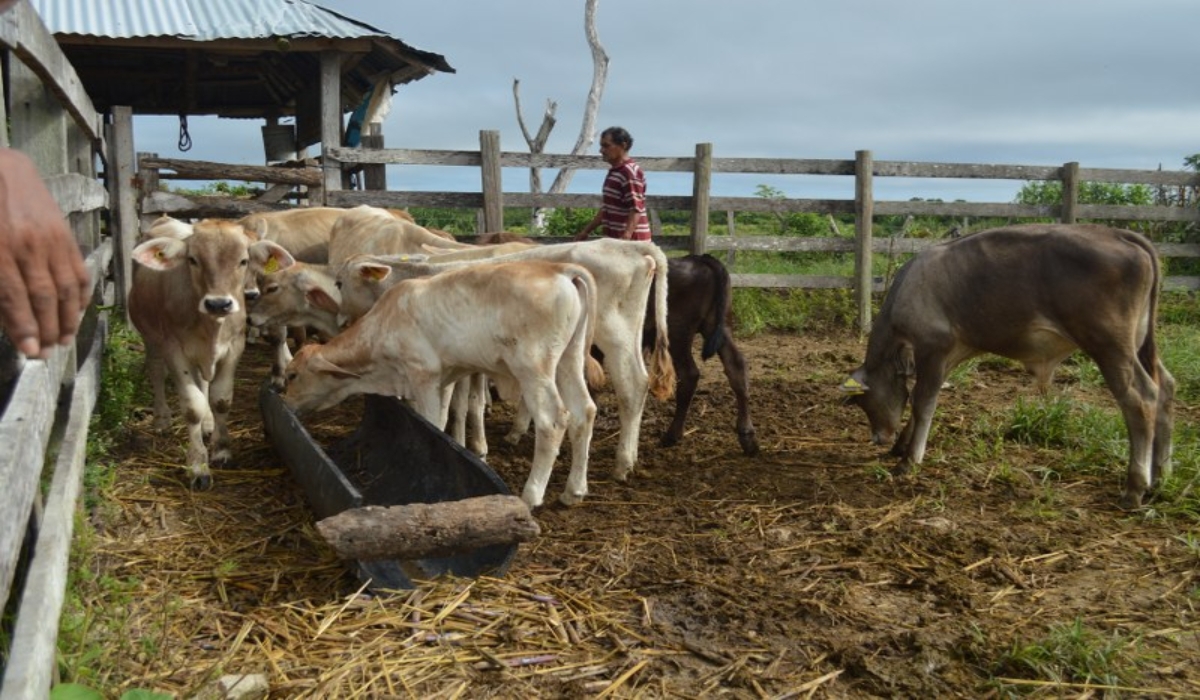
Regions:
[[0, 2, 113, 698], [140, 129, 1200, 332]]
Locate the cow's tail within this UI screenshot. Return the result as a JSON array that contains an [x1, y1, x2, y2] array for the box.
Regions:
[[570, 266, 607, 390], [1133, 231, 1163, 382], [698, 254, 731, 360], [645, 246, 676, 401]]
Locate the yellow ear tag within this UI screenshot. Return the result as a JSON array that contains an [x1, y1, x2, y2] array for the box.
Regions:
[[263, 257, 280, 274], [840, 377, 866, 395], [399, 255, 410, 262]]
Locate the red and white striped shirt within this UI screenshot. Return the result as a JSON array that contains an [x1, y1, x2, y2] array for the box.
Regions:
[[600, 159, 651, 240]]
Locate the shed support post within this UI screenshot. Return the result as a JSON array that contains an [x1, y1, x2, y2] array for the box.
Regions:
[[108, 106, 137, 319], [318, 50, 344, 204]]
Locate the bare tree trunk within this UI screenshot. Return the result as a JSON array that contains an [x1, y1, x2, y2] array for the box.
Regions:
[[548, 0, 607, 195], [513, 79, 556, 230], [511, 0, 608, 231]]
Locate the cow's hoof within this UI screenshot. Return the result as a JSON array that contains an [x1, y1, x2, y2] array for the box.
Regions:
[[503, 431, 523, 446], [738, 430, 760, 457], [190, 471, 213, 490], [559, 491, 586, 507], [657, 432, 680, 448], [889, 460, 913, 477], [1117, 491, 1145, 511]]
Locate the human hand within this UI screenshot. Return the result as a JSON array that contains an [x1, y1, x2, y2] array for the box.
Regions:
[[0, 149, 91, 359]]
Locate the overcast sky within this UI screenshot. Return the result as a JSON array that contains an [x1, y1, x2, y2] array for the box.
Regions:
[[134, 0, 1199, 203]]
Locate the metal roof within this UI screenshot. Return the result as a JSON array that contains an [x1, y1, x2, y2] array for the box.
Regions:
[[31, 0, 426, 45], [27, 0, 454, 130]]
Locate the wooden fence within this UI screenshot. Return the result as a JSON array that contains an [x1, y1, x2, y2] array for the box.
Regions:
[[0, 2, 115, 698], [140, 129, 1200, 331]]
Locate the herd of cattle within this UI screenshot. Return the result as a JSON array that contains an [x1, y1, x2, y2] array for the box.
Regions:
[[127, 205, 757, 507], [128, 207, 1175, 510]]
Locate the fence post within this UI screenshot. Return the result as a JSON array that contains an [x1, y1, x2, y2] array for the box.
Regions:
[[1061, 161, 1079, 224], [690, 142, 712, 254], [854, 150, 874, 334], [480, 130, 503, 233], [362, 123, 387, 191], [109, 106, 137, 318], [726, 211, 737, 267]]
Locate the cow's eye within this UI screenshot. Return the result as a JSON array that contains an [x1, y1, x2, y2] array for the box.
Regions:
[[335, 281, 343, 290], [188, 256, 199, 267], [265, 284, 279, 295], [239, 258, 249, 267]]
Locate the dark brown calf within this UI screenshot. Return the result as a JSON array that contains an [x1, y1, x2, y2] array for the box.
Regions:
[[644, 254, 758, 456]]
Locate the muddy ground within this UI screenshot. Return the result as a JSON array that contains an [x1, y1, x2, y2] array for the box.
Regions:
[[89, 329, 1199, 698]]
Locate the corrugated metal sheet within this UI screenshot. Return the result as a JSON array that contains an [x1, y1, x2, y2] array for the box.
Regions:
[[30, 0, 393, 42]]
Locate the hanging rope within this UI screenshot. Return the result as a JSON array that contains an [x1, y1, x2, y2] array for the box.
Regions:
[[177, 114, 193, 152]]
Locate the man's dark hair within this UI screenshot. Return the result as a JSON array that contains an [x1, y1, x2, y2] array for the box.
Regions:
[[601, 126, 633, 150]]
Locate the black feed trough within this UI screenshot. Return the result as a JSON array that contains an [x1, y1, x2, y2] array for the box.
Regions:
[[259, 383, 518, 591]]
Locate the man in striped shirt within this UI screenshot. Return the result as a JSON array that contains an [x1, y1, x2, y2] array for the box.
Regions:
[[575, 127, 652, 241]]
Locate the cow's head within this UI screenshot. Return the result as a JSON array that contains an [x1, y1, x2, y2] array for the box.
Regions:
[[842, 345, 913, 448], [281, 344, 362, 416], [334, 255, 411, 325], [132, 219, 250, 318]]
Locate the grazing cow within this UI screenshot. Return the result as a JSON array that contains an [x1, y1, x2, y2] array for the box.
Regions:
[[338, 237, 675, 481], [129, 219, 252, 489], [283, 260, 605, 508], [841, 223, 1175, 509], [646, 254, 758, 456]]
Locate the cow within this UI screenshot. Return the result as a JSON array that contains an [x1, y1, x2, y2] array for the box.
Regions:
[[128, 219, 252, 489], [841, 223, 1175, 510], [282, 260, 605, 508], [646, 254, 758, 456], [247, 206, 474, 387], [337, 237, 675, 481]]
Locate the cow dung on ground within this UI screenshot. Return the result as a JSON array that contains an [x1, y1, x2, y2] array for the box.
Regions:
[[82, 329, 1200, 698]]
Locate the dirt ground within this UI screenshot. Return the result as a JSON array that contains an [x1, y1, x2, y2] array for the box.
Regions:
[[89, 329, 1199, 699]]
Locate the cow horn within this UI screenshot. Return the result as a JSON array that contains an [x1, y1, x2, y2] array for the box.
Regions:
[[840, 377, 867, 395]]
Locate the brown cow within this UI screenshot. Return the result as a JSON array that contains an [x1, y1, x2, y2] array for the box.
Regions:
[[129, 219, 252, 489], [644, 254, 758, 456], [842, 223, 1175, 509]]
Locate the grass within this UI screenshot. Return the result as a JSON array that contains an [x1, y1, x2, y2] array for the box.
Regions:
[[990, 618, 1152, 698]]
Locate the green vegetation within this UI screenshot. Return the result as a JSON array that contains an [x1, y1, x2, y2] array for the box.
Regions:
[[989, 618, 1151, 698]]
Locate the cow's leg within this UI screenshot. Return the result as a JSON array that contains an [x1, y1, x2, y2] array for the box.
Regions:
[[447, 377, 469, 447], [519, 379, 569, 509], [1094, 353, 1159, 509], [604, 345, 649, 482], [146, 346, 172, 432], [717, 329, 759, 456], [268, 324, 292, 389], [207, 345, 243, 468], [895, 356, 947, 471], [1152, 359, 1176, 487], [166, 362, 213, 489], [557, 357, 597, 506], [466, 373, 489, 457], [659, 341, 698, 449], [411, 380, 449, 434]]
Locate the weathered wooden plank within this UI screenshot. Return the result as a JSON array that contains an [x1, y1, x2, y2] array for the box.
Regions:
[[43, 172, 107, 216], [0, 324, 103, 700], [140, 191, 294, 218], [139, 157, 321, 187], [0, 1, 101, 142], [0, 344, 71, 612]]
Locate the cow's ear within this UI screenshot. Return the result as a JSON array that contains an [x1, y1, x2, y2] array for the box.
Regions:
[[249, 240, 296, 273], [356, 262, 394, 283], [310, 353, 360, 380], [132, 237, 188, 270], [307, 287, 341, 313]]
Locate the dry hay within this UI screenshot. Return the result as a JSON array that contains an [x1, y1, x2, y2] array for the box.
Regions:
[[76, 333, 1200, 698]]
